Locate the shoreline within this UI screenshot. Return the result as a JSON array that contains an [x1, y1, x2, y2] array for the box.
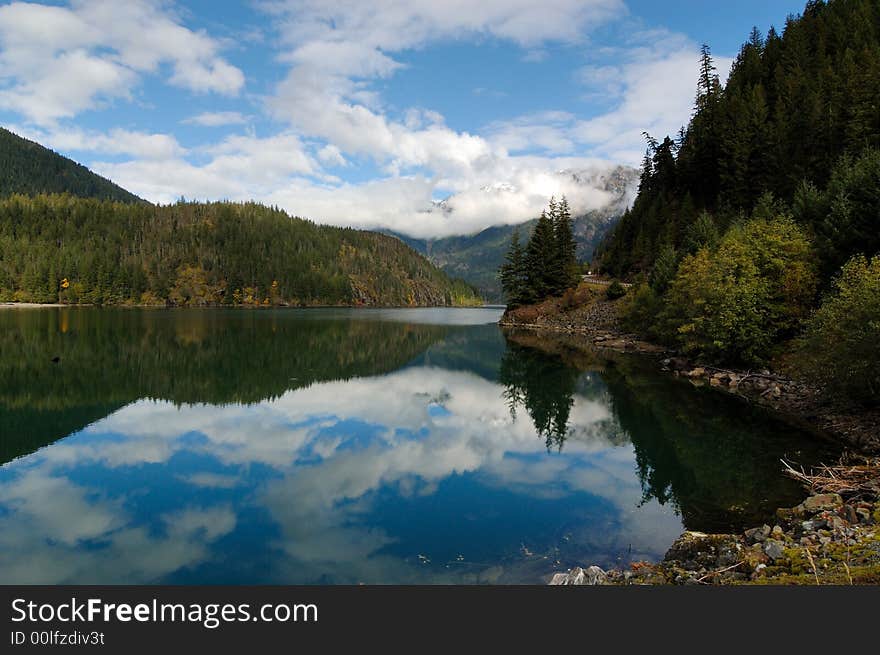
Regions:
[[0, 301, 492, 310], [0, 302, 74, 309], [499, 311, 879, 455], [499, 299, 880, 585]]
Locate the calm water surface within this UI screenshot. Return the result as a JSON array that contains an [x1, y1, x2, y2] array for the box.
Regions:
[[0, 307, 837, 584]]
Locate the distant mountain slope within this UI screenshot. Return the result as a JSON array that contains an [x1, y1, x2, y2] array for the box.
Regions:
[[0, 129, 480, 307], [0, 126, 143, 203], [0, 195, 481, 307], [390, 166, 638, 301]]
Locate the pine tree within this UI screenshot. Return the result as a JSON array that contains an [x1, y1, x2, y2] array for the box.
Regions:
[[524, 210, 557, 302], [554, 195, 578, 293], [500, 229, 527, 306], [697, 43, 719, 109]]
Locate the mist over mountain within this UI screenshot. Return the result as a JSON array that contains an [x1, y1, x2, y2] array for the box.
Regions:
[[389, 165, 638, 301]]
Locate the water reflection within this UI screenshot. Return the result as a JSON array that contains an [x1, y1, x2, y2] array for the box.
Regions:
[[0, 308, 836, 584]]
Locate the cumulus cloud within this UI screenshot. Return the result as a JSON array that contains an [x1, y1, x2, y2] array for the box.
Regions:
[[0, 0, 244, 125], [573, 31, 735, 163], [0, 0, 726, 238], [92, 131, 319, 202], [248, 0, 637, 236]]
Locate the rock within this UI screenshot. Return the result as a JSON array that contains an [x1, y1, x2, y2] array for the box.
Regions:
[[668, 357, 690, 371], [548, 565, 607, 586], [828, 515, 846, 532], [855, 507, 872, 524], [665, 531, 742, 572], [776, 507, 796, 522], [549, 569, 581, 585], [763, 539, 785, 561], [800, 493, 844, 514], [716, 541, 742, 567], [583, 565, 608, 585], [810, 517, 828, 530], [744, 525, 771, 543]]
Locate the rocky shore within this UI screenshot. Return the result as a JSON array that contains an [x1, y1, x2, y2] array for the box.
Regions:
[[550, 478, 880, 585], [499, 288, 880, 585], [500, 292, 880, 453]]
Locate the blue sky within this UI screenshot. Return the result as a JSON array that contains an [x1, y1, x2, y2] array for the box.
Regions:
[[0, 0, 807, 237]]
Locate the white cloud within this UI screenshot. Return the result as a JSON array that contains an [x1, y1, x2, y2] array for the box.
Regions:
[[15, 125, 185, 160], [484, 111, 578, 154], [0, 1, 726, 239], [0, 0, 244, 125], [262, 0, 626, 52], [249, 0, 637, 236], [316, 143, 347, 167], [183, 111, 250, 127], [573, 32, 735, 163], [92, 131, 319, 202]]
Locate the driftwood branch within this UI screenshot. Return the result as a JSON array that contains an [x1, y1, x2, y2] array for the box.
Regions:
[[781, 458, 880, 499]]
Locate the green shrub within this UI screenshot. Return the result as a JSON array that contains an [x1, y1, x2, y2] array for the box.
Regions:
[[659, 215, 817, 365], [795, 255, 880, 406], [620, 282, 663, 338], [606, 280, 627, 300]]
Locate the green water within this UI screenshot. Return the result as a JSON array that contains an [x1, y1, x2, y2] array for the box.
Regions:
[[0, 307, 837, 583]]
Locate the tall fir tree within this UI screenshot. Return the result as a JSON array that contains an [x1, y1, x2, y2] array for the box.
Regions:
[[499, 228, 527, 306], [524, 210, 558, 303], [554, 196, 578, 293]]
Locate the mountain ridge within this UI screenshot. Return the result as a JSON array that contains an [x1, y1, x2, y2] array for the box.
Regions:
[[0, 127, 144, 203]]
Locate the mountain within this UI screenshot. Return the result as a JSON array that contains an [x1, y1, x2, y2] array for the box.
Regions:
[[390, 165, 638, 301], [0, 195, 481, 306], [0, 127, 143, 203], [0, 128, 480, 307]]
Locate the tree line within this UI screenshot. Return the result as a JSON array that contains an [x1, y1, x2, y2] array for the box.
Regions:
[[498, 196, 579, 307], [595, 0, 880, 405], [0, 194, 481, 307], [597, 0, 880, 276]]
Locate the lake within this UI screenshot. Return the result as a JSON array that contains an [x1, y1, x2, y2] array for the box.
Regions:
[[0, 307, 838, 584]]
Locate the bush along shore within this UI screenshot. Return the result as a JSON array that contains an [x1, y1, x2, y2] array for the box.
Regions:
[[499, 285, 880, 584]]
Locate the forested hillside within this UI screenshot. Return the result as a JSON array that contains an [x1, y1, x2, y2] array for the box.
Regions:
[[0, 127, 142, 203], [0, 195, 480, 307], [593, 0, 880, 404], [597, 0, 879, 276]]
